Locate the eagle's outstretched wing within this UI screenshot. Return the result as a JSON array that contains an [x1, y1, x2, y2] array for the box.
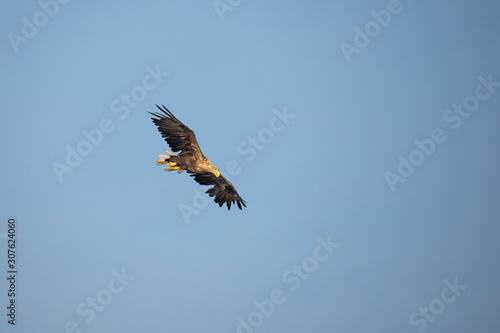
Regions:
[[148, 105, 203, 158], [191, 173, 247, 210]]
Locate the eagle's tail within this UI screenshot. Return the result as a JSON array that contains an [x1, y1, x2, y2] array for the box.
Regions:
[[156, 149, 184, 173]]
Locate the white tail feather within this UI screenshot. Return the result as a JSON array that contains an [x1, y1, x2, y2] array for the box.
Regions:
[[163, 149, 176, 156], [157, 149, 180, 169]]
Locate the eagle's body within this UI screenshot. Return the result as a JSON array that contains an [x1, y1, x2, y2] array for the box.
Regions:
[[149, 105, 246, 210]]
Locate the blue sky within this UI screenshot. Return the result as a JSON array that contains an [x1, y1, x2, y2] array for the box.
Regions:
[[1, 0, 500, 332]]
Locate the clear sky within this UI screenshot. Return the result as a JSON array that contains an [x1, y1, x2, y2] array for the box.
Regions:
[[1, 1, 500, 332]]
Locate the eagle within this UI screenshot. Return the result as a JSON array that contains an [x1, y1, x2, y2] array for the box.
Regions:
[[149, 105, 247, 210]]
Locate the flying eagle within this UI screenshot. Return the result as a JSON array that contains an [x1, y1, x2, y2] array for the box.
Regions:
[[149, 105, 246, 210]]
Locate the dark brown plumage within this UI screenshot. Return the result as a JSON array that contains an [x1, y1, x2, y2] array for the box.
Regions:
[[149, 105, 246, 210]]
